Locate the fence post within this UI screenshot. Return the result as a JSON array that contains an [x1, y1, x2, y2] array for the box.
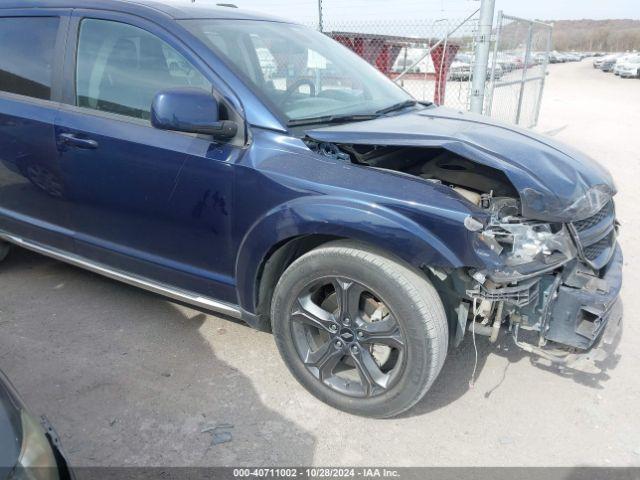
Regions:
[[533, 22, 554, 126], [318, 0, 323, 32], [515, 22, 534, 125], [485, 10, 503, 116], [469, 0, 495, 114]]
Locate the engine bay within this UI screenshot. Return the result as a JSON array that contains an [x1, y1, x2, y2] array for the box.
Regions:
[[304, 140, 518, 207]]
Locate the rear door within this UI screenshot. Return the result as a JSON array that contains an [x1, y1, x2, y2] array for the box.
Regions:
[[55, 10, 243, 303], [0, 10, 73, 250]]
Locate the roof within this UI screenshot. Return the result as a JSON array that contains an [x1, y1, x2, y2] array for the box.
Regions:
[[0, 0, 289, 22]]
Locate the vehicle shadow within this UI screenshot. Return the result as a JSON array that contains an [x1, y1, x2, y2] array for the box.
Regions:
[[403, 323, 622, 418], [1, 248, 622, 427], [0, 248, 316, 467]]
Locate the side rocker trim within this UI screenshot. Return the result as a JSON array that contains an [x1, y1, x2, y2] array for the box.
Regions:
[[0, 230, 242, 319]]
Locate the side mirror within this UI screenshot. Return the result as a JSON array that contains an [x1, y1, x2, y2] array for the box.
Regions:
[[151, 88, 238, 140]]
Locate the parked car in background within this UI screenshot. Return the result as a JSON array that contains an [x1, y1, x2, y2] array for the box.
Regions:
[[533, 52, 548, 65], [613, 56, 627, 75], [614, 54, 639, 76], [593, 56, 606, 68], [0, 0, 624, 418], [601, 54, 622, 72], [490, 52, 519, 72], [450, 53, 503, 81], [392, 48, 435, 75], [0, 369, 73, 480], [510, 51, 537, 68], [619, 55, 640, 78], [448, 53, 472, 80], [564, 52, 581, 62]]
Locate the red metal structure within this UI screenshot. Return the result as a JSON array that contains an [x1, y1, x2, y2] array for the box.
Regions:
[[429, 42, 460, 105], [328, 32, 460, 105]]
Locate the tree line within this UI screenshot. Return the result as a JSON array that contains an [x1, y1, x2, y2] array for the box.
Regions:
[[500, 19, 640, 52]]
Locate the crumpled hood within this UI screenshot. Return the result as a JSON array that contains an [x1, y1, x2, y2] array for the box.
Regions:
[[306, 106, 616, 222]]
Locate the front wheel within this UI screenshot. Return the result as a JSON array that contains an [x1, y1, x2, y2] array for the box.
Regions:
[[271, 240, 448, 418]]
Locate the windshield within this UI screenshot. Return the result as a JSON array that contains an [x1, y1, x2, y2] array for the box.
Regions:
[[181, 20, 413, 123]]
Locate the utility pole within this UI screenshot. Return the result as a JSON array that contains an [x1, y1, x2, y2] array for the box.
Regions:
[[318, 0, 323, 32], [469, 0, 496, 114]]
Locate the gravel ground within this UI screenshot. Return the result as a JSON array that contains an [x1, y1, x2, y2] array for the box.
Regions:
[[1, 60, 639, 467]]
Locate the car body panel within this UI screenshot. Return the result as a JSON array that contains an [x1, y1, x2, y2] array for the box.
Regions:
[[0, 94, 76, 252], [50, 8, 250, 302], [232, 129, 487, 313], [54, 105, 240, 302], [0, 10, 74, 252], [306, 106, 615, 222]]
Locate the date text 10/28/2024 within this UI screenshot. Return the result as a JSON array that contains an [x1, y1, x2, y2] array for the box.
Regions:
[[233, 468, 401, 478]]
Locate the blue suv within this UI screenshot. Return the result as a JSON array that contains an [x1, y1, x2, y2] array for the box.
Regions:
[[0, 1, 622, 418]]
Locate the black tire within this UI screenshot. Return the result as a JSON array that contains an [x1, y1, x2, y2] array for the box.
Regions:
[[0, 241, 9, 263], [271, 240, 448, 418]]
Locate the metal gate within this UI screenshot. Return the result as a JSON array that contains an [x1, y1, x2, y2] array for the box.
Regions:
[[485, 13, 553, 128]]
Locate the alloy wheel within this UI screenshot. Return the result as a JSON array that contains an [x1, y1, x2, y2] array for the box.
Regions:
[[289, 277, 406, 398]]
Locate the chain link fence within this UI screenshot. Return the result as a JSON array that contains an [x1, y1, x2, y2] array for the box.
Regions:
[[317, 14, 480, 112], [314, 9, 553, 126], [235, 1, 553, 128], [485, 13, 553, 127]]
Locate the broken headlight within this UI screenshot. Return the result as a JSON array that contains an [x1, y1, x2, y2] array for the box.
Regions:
[[479, 197, 576, 267], [482, 222, 576, 266]]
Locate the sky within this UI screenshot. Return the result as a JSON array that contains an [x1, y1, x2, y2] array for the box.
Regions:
[[192, 0, 640, 23]]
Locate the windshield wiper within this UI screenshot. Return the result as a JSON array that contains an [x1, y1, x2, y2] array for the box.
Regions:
[[286, 101, 420, 127], [287, 113, 379, 127], [375, 100, 418, 115]]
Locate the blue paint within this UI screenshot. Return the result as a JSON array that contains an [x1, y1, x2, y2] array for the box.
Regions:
[[0, 0, 617, 325]]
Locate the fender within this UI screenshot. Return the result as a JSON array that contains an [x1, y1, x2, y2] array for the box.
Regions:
[[235, 196, 467, 314]]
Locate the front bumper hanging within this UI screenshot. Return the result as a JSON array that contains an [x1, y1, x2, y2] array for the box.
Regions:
[[513, 244, 623, 373]]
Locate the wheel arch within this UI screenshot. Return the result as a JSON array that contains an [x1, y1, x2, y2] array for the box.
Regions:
[[235, 197, 465, 329]]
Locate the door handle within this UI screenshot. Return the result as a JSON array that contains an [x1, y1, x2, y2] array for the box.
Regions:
[[58, 133, 98, 150]]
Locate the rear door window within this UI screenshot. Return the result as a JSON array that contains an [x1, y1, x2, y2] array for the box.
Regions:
[[76, 19, 211, 120], [0, 17, 60, 100]]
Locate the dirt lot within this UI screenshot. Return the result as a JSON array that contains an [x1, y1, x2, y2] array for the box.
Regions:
[[1, 60, 639, 467]]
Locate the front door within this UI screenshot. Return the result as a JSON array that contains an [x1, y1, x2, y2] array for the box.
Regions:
[[55, 12, 241, 303]]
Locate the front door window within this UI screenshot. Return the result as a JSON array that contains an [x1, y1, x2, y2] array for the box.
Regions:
[[76, 19, 211, 120]]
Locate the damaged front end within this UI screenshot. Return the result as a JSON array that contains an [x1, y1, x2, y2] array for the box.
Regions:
[[303, 131, 623, 374], [464, 192, 622, 374]]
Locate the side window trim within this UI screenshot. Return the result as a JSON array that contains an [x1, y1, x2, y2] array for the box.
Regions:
[[51, 11, 72, 103]]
